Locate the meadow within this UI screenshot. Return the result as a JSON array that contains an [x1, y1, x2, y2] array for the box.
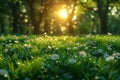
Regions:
[[0, 34, 120, 80]]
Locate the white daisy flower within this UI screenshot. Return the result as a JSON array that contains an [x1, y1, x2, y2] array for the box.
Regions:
[[79, 51, 87, 57], [14, 40, 19, 43], [24, 44, 31, 48], [105, 56, 114, 62], [107, 32, 112, 35], [98, 48, 103, 53], [113, 52, 120, 59], [50, 54, 59, 60], [107, 45, 112, 50], [103, 52, 109, 58], [0, 69, 8, 77], [68, 58, 76, 64], [3, 49, 9, 53]]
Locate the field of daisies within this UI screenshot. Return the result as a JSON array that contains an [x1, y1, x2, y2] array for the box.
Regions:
[[0, 34, 120, 80]]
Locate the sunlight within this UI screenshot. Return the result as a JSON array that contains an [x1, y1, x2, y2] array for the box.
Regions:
[[73, 15, 77, 20], [61, 27, 66, 32], [58, 8, 68, 19], [24, 18, 28, 23]]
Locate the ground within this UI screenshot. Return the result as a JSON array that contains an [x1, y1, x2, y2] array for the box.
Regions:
[[0, 34, 120, 80]]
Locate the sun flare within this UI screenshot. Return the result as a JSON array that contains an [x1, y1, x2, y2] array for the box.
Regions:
[[58, 8, 68, 19]]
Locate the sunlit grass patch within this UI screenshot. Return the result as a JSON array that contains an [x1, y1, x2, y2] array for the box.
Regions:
[[0, 35, 120, 80]]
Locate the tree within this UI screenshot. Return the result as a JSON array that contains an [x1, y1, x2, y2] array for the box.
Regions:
[[25, 0, 39, 34], [0, 0, 8, 34], [7, 0, 20, 34], [94, 0, 109, 34], [94, 0, 120, 34], [0, 15, 4, 34], [65, 0, 77, 34], [78, 0, 120, 34]]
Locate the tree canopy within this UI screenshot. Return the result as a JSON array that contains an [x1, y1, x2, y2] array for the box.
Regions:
[[0, 0, 120, 35]]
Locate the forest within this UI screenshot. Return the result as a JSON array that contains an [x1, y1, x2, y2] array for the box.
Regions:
[[0, 0, 120, 35]]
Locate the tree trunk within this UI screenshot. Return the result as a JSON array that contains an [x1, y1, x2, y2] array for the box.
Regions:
[[67, 4, 76, 34], [68, 20, 74, 34], [7, 1, 19, 34], [99, 14, 108, 34], [28, 2, 40, 34], [44, 18, 49, 34], [96, 0, 109, 34], [12, 11, 18, 34], [33, 22, 39, 34], [0, 17, 4, 34]]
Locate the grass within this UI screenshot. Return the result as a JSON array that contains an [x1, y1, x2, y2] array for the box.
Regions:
[[0, 34, 120, 80]]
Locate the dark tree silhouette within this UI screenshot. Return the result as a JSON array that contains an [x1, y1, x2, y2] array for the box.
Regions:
[[95, 0, 109, 34], [7, 0, 20, 34]]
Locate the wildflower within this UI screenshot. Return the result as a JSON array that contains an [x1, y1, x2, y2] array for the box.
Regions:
[[31, 56, 34, 59], [85, 46, 88, 50], [98, 48, 103, 53], [79, 51, 87, 57], [76, 42, 80, 46], [87, 34, 91, 38], [5, 44, 12, 47], [14, 40, 19, 43], [8, 40, 12, 43], [93, 46, 97, 49], [63, 37, 67, 41], [3, 49, 8, 53], [107, 32, 112, 35], [0, 57, 2, 60], [24, 44, 31, 48], [0, 69, 8, 77], [50, 54, 59, 60], [54, 38, 58, 41], [48, 46, 52, 49], [107, 45, 112, 50], [95, 76, 105, 80], [55, 47, 59, 50], [105, 56, 114, 62], [103, 52, 109, 58], [67, 47, 71, 50], [68, 58, 76, 64], [24, 77, 31, 80], [113, 52, 120, 59], [17, 61, 21, 65], [73, 47, 78, 50]]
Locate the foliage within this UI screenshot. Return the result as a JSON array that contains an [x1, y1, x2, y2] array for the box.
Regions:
[[0, 0, 120, 34], [0, 35, 120, 79]]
